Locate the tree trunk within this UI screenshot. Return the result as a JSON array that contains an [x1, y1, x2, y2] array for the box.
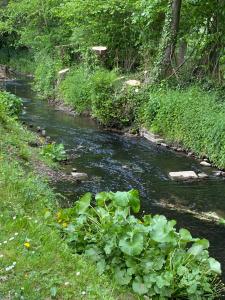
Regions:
[[153, 0, 182, 81], [177, 40, 187, 66]]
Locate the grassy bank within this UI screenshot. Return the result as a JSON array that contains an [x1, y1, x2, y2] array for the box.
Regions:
[[140, 87, 225, 169], [0, 92, 120, 299]]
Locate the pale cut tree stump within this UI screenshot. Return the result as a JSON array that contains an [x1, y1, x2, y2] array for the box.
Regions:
[[125, 79, 141, 87]]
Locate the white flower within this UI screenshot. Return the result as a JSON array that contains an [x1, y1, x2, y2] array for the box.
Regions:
[[0, 254, 4, 258], [76, 271, 80, 276], [64, 282, 70, 286], [9, 237, 15, 241], [12, 262, 16, 266], [14, 232, 19, 236], [3, 241, 7, 244], [81, 291, 86, 295], [13, 216, 16, 220]]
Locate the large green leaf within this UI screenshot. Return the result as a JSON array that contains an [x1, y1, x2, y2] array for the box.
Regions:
[[95, 191, 112, 206], [132, 277, 148, 295], [113, 189, 140, 213], [119, 232, 144, 256], [128, 189, 140, 213], [75, 192, 92, 214], [150, 215, 176, 243], [114, 267, 132, 285], [208, 257, 221, 274], [188, 239, 209, 256], [179, 228, 193, 242], [113, 191, 130, 207]]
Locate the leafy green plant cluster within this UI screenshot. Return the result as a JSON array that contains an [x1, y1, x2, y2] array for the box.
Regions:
[[140, 86, 225, 168], [40, 143, 67, 162], [57, 190, 224, 299], [0, 91, 22, 116], [59, 66, 146, 127], [59, 66, 92, 113], [34, 52, 62, 99]]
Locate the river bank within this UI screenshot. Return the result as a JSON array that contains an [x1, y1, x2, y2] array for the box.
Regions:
[[0, 91, 124, 299]]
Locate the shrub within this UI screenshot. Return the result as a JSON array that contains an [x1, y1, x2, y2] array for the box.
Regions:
[[57, 190, 224, 299], [90, 68, 145, 127], [40, 143, 67, 162], [0, 91, 22, 116], [34, 52, 62, 98], [141, 87, 225, 168], [59, 66, 92, 113]]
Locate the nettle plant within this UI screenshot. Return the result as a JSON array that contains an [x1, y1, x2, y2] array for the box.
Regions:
[[57, 190, 224, 299]]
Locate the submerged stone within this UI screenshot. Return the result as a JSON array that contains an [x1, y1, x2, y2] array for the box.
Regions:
[[169, 171, 198, 180], [71, 172, 88, 181], [198, 172, 208, 179], [200, 161, 212, 167]]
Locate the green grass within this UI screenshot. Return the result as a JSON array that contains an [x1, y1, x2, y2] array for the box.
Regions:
[[0, 101, 126, 299], [140, 86, 225, 168]]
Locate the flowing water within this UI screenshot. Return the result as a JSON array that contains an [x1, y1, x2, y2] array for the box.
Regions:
[[2, 78, 225, 279]]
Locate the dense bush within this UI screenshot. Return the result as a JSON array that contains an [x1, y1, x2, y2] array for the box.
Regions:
[[59, 66, 142, 127], [57, 190, 224, 298], [40, 142, 67, 162], [34, 52, 62, 98], [0, 91, 22, 116], [59, 66, 92, 113], [141, 87, 225, 168]]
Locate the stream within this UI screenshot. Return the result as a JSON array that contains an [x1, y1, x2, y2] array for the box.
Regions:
[[2, 78, 225, 280]]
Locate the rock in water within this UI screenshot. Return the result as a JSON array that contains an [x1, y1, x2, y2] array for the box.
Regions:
[[71, 172, 88, 181], [200, 161, 212, 167], [169, 171, 198, 180], [198, 172, 208, 179]]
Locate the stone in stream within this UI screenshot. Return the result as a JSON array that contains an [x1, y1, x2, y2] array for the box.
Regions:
[[169, 171, 198, 180], [212, 171, 224, 177], [160, 143, 169, 148], [200, 161, 212, 167], [187, 152, 194, 157], [41, 129, 46, 137], [140, 129, 163, 144], [198, 172, 208, 179], [71, 172, 88, 181]]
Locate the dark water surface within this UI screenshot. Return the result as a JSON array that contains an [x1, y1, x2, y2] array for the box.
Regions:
[[2, 79, 225, 279]]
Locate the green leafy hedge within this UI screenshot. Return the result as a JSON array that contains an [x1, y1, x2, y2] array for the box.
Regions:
[[57, 190, 224, 299], [141, 87, 225, 168]]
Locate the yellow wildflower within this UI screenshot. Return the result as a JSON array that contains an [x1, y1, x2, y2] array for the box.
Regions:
[[56, 211, 61, 219], [62, 222, 68, 228], [24, 242, 31, 249]]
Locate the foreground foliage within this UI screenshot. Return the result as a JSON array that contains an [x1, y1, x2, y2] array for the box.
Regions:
[[57, 190, 224, 299]]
